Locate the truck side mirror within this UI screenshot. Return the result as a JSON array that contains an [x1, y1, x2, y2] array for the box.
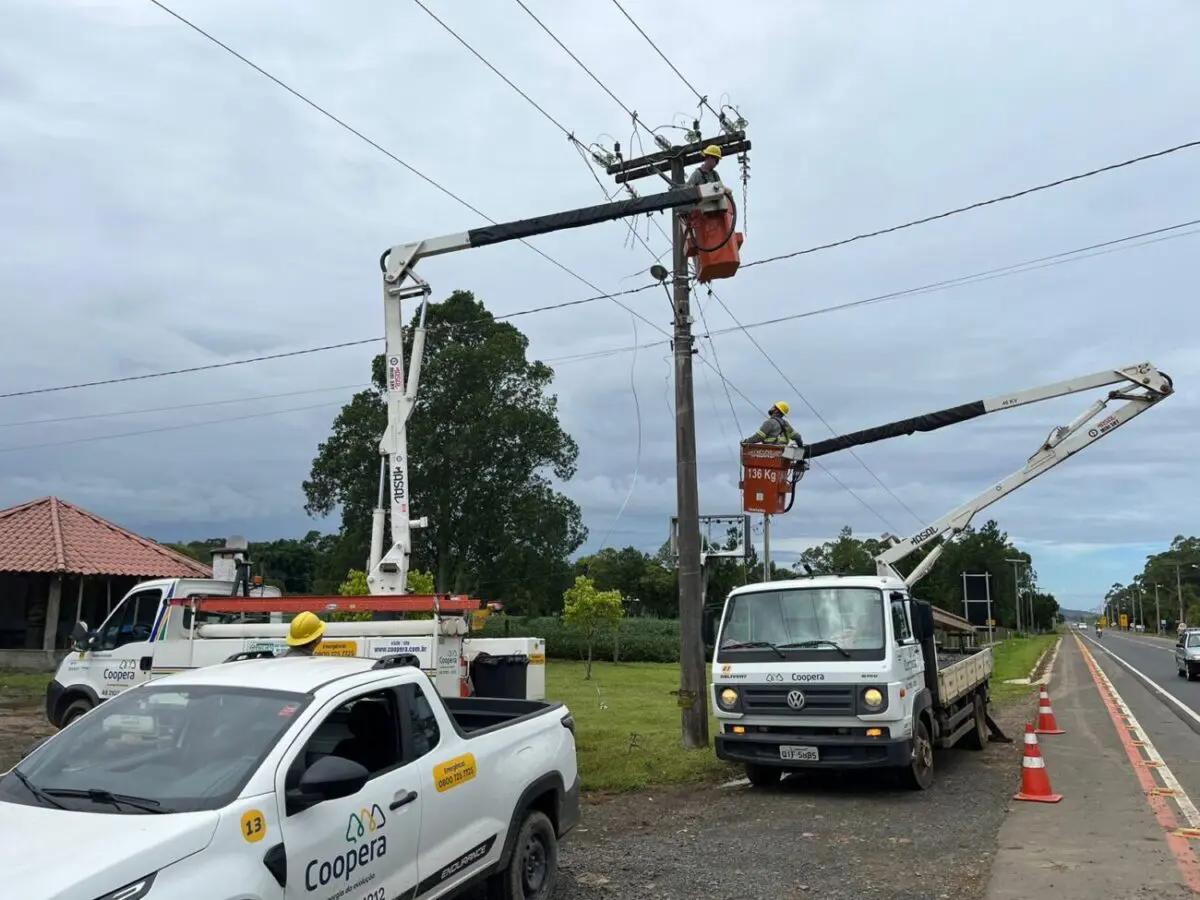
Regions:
[[701, 606, 718, 646], [70, 621, 93, 651], [286, 755, 369, 814]]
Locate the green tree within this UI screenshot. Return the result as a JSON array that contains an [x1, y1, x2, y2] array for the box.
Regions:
[[562, 575, 625, 679], [303, 290, 586, 607]]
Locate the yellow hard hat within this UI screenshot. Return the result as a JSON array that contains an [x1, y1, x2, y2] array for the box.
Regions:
[[287, 611, 326, 646], [773, 401, 790, 415], [701, 144, 722, 159]]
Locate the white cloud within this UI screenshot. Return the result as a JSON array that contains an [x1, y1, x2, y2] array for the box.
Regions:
[[2, 0, 1199, 603]]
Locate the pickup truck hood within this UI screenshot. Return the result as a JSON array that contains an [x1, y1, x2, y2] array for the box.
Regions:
[[0, 802, 218, 899]]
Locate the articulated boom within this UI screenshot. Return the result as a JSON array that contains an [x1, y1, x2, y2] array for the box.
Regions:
[[368, 183, 731, 595], [871, 363, 1173, 586]]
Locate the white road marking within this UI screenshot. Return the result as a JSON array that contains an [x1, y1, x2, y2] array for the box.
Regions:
[[1085, 635, 1200, 729], [1040, 636, 1063, 683], [1080, 639, 1200, 829]]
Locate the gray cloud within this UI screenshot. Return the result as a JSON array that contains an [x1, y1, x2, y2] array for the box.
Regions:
[[3, 0, 1199, 602]]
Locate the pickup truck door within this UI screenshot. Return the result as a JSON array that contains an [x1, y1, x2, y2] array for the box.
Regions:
[[276, 685, 424, 899], [398, 681, 505, 897]]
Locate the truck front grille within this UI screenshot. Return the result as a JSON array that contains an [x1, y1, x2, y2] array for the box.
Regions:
[[740, 684, 856, 715]]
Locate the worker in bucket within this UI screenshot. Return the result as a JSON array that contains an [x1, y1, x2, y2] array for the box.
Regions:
[[686, 144, 725, 187], [744, 401, 800, 446], [283, 611, 326, 656]]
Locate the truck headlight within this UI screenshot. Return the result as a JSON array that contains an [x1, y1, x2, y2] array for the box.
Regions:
[[861, 687, 885, 711], [717, 687, 740, 711]]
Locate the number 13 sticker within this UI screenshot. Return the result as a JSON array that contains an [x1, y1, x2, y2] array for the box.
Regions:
[[241, 809, 267, 843]]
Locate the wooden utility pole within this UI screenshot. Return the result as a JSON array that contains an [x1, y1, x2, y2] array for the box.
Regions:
[[607, 130, 750, 750]]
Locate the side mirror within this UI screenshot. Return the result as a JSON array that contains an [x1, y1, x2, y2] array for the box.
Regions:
[[701, 608, 716, 646], [70, 622, 95, 652], [286, 755, 369, 814]]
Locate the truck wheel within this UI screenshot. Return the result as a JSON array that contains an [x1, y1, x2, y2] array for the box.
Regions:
[[59, 698, 93, 728], [489, 809, 558, 900], [744, 763, 783, 788], [960, 694, 988, 751], [900, 720, 934, 791]]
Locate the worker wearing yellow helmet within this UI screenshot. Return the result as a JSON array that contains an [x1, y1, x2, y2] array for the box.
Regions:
[[744, 401, 800, 446], [687, 144, 725, 187], [283, 611, 326, 656]]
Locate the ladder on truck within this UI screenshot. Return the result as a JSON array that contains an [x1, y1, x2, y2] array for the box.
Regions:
[[157, 594, 480, 698]]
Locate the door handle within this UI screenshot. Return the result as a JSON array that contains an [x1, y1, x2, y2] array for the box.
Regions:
[[390, 790, 418, 811]]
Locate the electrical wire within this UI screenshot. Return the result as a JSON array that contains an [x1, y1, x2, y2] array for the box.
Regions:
[[144, 0, 672, 349], [705, 286, 925, 527], [0, 383, 367, 429], [740, 140, 1200, 270]]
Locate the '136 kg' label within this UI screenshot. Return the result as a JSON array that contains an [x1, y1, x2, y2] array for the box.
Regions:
[[433, 753, 477, 793]]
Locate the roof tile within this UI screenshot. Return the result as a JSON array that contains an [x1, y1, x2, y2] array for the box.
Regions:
[[0, 497, 212, 578]]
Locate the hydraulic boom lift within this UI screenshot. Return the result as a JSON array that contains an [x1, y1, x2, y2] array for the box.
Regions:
[[370, 182, 737, 595], [739, 362, 1174, 583]]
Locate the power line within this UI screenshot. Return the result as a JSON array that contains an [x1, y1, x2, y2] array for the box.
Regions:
[[0, 282, 660, 400], [0, 383, 367, 428], [144, 0, 672, 345], [741, 139, 1200, 269], [0, 400, 343, 454]]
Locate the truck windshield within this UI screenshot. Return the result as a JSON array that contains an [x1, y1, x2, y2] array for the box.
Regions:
[[717, 586, 887, 663], [2, 684, 307, 814]]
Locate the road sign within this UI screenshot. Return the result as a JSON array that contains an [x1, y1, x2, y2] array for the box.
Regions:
[[1119, 613, 1129, 629]]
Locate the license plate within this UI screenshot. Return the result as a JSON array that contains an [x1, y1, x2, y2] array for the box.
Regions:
[[779, 744, 818, 761]]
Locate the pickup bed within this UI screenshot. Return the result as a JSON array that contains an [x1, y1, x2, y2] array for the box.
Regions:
[[2, 654, 580, 900]]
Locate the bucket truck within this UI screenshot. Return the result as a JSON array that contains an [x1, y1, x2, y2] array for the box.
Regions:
[[714, 362, 1173, 790]]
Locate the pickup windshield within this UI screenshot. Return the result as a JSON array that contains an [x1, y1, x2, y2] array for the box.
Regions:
[[717, 586, 887, 663], [2, 685, 308, 814]]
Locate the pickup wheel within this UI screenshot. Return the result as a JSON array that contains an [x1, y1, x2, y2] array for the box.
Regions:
[[490, 809, 558, 900], [744, 763, 783, 788], [900, 719, 935, 791], [59, 698, 93, 728], [960, 694, 988, 751]]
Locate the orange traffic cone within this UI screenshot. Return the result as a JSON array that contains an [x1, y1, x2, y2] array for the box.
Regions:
[[1034, 684, 1065, 735], [1014, 724, 1062, 803]]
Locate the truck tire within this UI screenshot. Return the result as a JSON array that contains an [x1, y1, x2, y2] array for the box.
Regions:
[[744, 763, 783, 788], [899, 719, 934, 791], [960, 694, 988, 751], [59, 698, 93, 728], [488, 809, 558, 900]]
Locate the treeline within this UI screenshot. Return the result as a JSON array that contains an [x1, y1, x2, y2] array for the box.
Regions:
[[1107, 535, 1200, 630]]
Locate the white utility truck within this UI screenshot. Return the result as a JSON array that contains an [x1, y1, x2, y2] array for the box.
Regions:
[[6, 654, 580, 900], [712, 363, 1174, 789]]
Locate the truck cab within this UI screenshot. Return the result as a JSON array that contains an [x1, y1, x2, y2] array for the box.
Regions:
[[707, 573, 992, 790]]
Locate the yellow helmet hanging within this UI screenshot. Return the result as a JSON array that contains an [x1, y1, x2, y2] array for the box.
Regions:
[[287, 611, 326, 646], [701, 145, 722, 159], [773, 401, 790, 415]]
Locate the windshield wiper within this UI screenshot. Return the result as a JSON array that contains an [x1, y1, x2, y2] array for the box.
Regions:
[[8, 769, 67, 810], [41, 787, 166, 814], [778, 639, 852, 658], [721, 640, 785, 658]]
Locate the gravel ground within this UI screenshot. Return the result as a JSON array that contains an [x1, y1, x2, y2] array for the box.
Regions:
[[544, 700, 1032, 900], [1, 694, 1032, 900]]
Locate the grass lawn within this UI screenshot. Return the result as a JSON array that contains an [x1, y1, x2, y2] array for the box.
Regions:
[[989, 633, 1059, 703], [548, 661, 732, 793], [0, 670, 52, 706]]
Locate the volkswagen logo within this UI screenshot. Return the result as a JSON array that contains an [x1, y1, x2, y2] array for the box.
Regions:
[[786, 689, 806, 710]]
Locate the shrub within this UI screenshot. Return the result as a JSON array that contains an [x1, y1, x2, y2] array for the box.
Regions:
[[478, 615, 681, 662]]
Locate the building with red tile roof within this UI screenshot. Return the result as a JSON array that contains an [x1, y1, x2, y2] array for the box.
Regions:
[[0, 496, 211, 655]]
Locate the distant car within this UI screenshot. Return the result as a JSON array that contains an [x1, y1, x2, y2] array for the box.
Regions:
[[1178, 629, 1200, 680], [1077, 622, 1088, 630]]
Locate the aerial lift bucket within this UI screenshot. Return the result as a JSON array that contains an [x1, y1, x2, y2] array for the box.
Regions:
[[740, 444, 793, 514], [685, 205, 743, 282]]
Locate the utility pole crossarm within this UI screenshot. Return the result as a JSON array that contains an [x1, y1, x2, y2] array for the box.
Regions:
[[866, 363, 1174, 587]]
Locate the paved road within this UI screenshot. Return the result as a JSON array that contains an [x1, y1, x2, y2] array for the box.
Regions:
[[987, 635, 1197, 899], [1079, 629, 1200, 814]]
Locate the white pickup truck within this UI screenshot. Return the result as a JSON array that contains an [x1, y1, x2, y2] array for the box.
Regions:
[[3, 654, 579, 900]]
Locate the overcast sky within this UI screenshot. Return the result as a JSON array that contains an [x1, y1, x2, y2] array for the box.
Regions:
[[3, 0, 1198, 609]]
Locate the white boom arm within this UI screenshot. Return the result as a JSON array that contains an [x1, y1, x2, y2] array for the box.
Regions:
[[366, 183, 729, 595], [871, 362, 1174, 587]]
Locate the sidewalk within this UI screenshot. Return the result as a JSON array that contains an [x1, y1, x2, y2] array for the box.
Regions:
[[985, 637, 1194, 899]]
